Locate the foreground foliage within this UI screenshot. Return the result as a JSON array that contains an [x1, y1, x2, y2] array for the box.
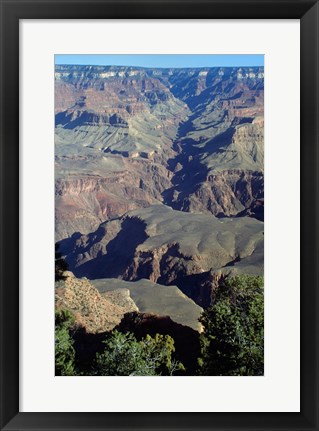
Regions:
[[55, 244, 68, 281], [55, 309, 77, 376], [93, 331, 184, 376], [199, 275, 264, 376], [55, 310, 184, 376]]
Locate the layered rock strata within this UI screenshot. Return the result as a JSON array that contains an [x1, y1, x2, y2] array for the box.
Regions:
[[55, 65, 264, 240]]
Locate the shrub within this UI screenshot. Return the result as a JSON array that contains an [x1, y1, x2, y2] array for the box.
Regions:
[[55, 309, 76, 376], [92, 330, 184, 376]]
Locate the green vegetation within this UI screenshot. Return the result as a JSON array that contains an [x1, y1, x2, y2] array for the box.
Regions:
[[55, 309, 77, 376], [55, 244, 68, 281], [93, 331, 184, 376], [55, 310, 184, 376], [198, 275, 264, 376]]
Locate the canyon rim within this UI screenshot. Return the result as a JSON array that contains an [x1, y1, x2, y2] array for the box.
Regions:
[[55, 55, 264, 376]]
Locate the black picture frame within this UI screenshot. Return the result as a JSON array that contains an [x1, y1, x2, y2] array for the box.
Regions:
[[0, 1, 318, 430]]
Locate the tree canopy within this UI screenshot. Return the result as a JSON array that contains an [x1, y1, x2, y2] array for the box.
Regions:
[[199, 274, 264, 376], [93, 330, 184, 376], [55, 309, 77, 376]]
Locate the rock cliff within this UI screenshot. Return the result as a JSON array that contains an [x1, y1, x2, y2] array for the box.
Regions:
[[55, 271, 136, 333]]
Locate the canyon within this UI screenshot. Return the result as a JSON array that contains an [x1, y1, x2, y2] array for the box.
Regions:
[[55, 64, 264, 329]]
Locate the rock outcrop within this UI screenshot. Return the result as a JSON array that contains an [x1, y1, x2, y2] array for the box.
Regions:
[[55, 271, 137, 333], [91, 278, 203, 332]]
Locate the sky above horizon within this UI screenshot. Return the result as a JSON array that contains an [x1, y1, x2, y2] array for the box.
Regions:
[[55, 54, 264, 68]]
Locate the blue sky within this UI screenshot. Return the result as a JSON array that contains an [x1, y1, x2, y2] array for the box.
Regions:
[[55, 54, 264, 68]]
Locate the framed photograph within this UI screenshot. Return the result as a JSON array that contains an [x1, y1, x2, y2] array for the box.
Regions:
[[0, 0, 318, 430]]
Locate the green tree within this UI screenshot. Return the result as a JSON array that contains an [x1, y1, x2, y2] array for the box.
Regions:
[[92, 330, 184, 376], [55, 243, 68, 281], [142, 333, 185, 376], [55, 309, 77, 376], [199, 275, 264, 376]]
